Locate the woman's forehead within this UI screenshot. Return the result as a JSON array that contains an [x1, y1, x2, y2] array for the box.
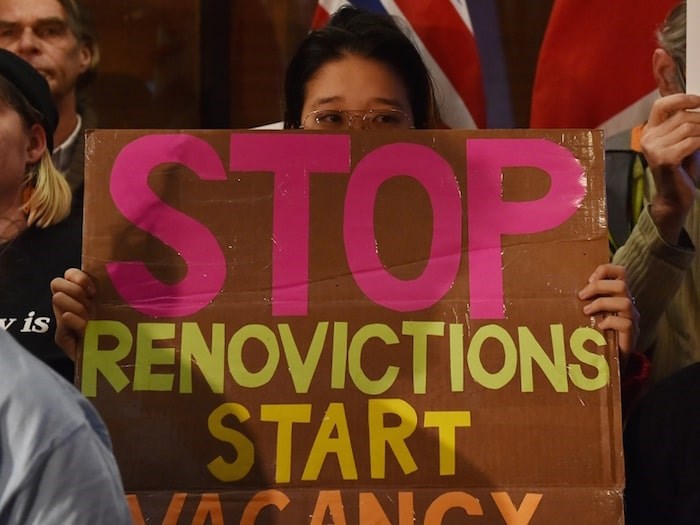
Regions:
[[304, 55, 410, 111]]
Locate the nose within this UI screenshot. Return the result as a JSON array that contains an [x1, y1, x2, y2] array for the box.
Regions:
[[16, 28, 39, 57], [347, 112, 368, 130]]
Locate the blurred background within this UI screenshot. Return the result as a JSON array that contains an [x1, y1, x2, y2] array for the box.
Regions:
[[82, 0, 555, 130]]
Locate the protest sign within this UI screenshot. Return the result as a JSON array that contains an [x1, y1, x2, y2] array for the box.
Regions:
[[82, 129, 622, 524]]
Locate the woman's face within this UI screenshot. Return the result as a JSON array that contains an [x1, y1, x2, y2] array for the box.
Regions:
[[0, 97, 42, 195], [300, 54, 413, 130]]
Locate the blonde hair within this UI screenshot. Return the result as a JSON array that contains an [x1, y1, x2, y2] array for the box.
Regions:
[[0, 74, 70, 228], [22, 150, 72, 228]]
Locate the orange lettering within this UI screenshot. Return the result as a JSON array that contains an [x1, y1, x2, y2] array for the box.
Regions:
[[310, 490, 347, 525], [240, 489, 290, 525], [491, 492, 543, 525], [424, 491, 483, 522], [192, 493, 225, 525]]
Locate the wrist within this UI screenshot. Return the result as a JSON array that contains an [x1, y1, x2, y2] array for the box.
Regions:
[[649, 198, 689, 244]]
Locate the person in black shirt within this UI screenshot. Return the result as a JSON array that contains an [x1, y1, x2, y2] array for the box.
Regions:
[[0, 48, 78, 381], [624, 361, 700, 524]]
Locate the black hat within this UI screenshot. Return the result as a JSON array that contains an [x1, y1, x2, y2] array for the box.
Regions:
[[0, 49, 58, 152]]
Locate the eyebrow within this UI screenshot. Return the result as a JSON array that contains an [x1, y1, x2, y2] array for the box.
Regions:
[[0, 17, 68, 29], [371, 97, 407, 108], [35, 17, 69, 27], [309, 96, 343, 108]]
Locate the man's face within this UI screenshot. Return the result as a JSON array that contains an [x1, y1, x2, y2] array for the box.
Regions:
[[0, 0, 91, 102]]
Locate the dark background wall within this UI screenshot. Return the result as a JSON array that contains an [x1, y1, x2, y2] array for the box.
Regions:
[[82, 0, 553, 130]]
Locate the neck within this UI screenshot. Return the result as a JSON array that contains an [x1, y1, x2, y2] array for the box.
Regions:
[[0, 191, 27, 242], [53, 90, 80, 150]]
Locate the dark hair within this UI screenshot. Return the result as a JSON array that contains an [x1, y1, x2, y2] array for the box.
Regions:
[[59, 0, 100, 88], [283, 6, 439, 129], [0, 49, 57, 150], [0, 76, 44, 134]]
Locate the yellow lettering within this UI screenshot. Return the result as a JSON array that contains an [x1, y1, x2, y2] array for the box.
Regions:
[[207, 403, 255, 482], [302, 402, 357, 481], [424, 411, 471, 475], [279, 322, 328, 393], [81, 320, 132, 397], [348, 324, 399, 395], [331, 322, 348, 389], [468, 324, 517, 389], [568, 327, 610, 391], [402, 321, 444, 394], [260, 404, 311, 483], [368, 399, 417, 479], [133, 323, 175, 391], [180, 322, 225, 394], [518, 325, 568, 393], [449, 323, 465, 392], [227, 324, 279, 388]]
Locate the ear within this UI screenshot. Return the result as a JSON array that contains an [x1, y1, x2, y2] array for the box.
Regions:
[[26, 123, 47, 164], [652, 48, 683, 96], [77, 42, 93, 74]]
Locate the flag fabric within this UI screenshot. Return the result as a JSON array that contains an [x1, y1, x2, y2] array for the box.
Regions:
[[312, 0, 487, 129], [531, 0, 678, 136]]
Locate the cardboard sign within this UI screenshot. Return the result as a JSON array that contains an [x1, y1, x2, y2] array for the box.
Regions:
[[81, 129, 622, 524]]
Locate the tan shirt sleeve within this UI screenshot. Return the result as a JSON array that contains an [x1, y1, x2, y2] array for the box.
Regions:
[[612, 206, 695, 352]]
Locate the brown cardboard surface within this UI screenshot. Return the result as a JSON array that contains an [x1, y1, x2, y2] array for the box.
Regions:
[[82, 129, 622, 524]]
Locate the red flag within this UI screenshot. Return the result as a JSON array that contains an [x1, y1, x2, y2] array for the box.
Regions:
[[531, 0, 677, 135]]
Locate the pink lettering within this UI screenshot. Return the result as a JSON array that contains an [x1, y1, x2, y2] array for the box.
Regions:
[[230, 134, 351, 316], [344, 143, 462, 311], [107, 134, 227, 317], [466, 139, 585, 319]]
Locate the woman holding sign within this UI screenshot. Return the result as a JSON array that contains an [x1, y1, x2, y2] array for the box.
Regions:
[[50, 6, 639, 376], [283, 6, 639, 364], [0, 49, 80, 382]]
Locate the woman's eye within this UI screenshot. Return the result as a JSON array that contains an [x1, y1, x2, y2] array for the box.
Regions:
[[317, 112, 343, 124], [375, 114, 400, 124]]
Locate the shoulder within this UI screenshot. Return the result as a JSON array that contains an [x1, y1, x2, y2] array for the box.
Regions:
[[23, 213, 82, 252], [0, 331, 111, 453], [0, 332, 130, 523], [3, 219, 81, 278]]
